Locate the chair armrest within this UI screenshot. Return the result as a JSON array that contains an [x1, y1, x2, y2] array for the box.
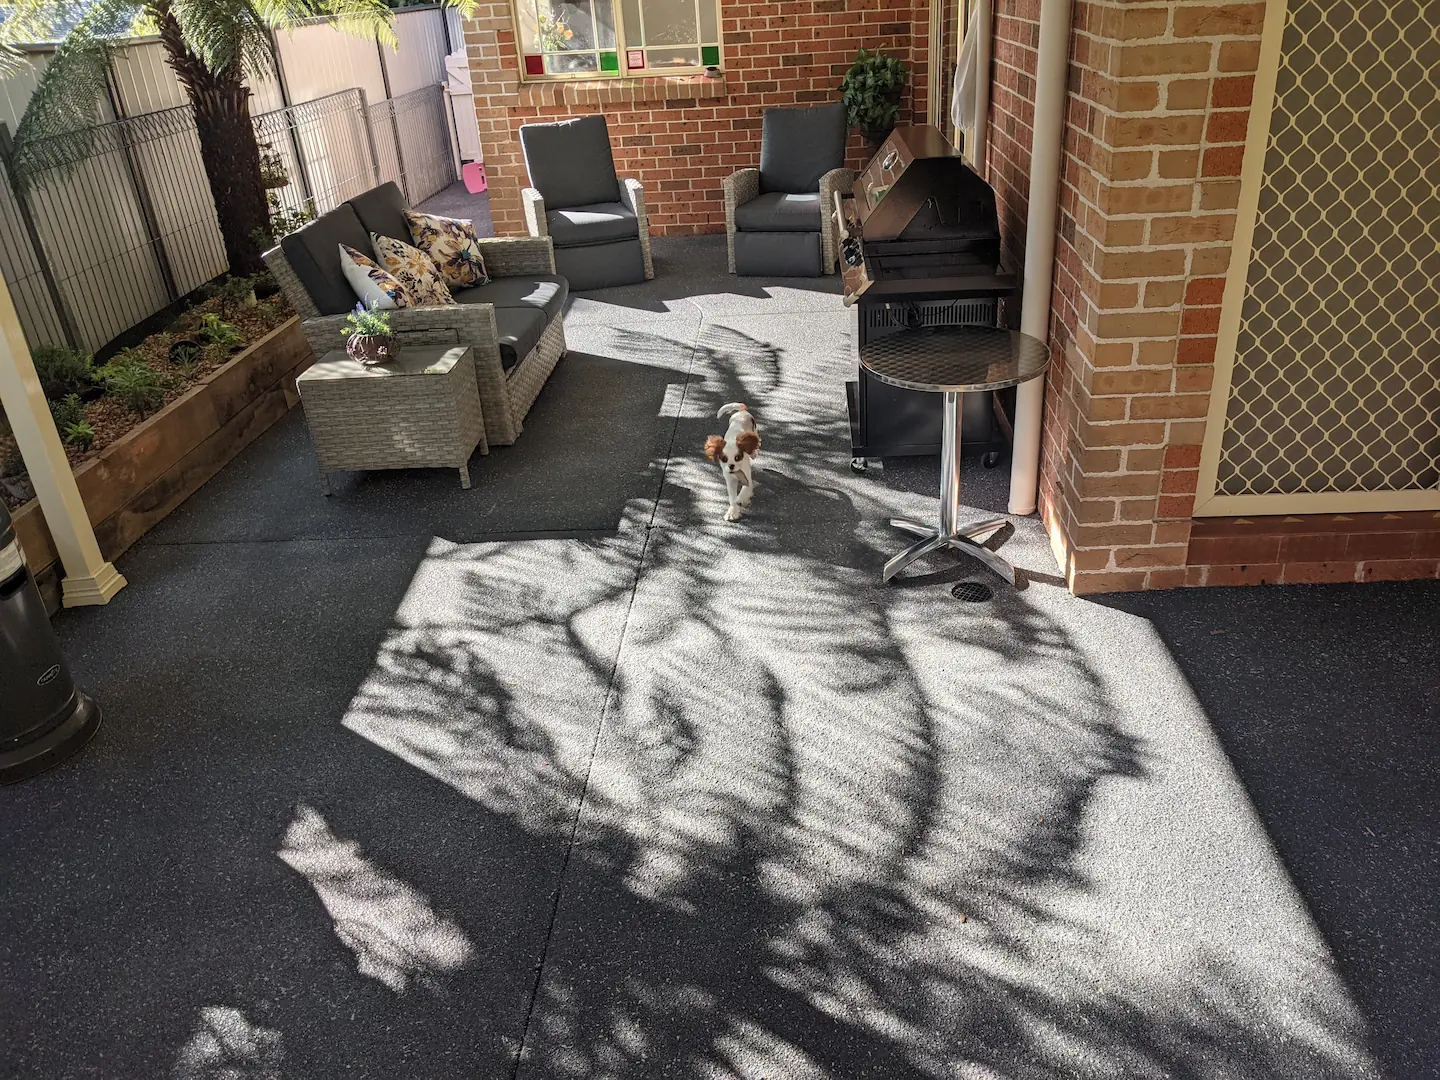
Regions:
[[263, 244, 319, 321], [723, 168, 760, 274], [723, 168, 760, 224], [521, 188, 547, 239], [301, 303, 502, 362], [619, 177, 654, 280], [619, 177, 648, 230], [818, 167, 854, 202], [477, 235, 556, 276], [817, 168, 856, 275]]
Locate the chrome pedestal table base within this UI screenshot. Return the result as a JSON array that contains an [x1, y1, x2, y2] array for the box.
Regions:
[[881, 390, 1015, 584], [858, 326, 1052, 587]]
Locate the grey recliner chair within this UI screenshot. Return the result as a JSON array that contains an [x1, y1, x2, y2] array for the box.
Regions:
[[724, 102, 853, 277], [518, 115, 654, 291]]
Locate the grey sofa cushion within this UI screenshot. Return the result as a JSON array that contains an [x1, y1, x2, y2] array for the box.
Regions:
[[554, 238, 646, 291], [546, 202, 639, 247], [759, 102, 847, 194], [280, 203, 373, 316], [493, 306, 547, 371], [733, 230, 823, 277], [520, 115, 621, 210], [346, 181, 410, 244], [454, 274, 568, 323], [734, 191, 823, 233]]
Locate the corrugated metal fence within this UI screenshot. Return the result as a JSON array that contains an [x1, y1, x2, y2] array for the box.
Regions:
[[0, 6, 460, 352]]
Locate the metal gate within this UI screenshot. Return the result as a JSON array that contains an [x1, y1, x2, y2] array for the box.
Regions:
[[1195, 0, 1440, 515]]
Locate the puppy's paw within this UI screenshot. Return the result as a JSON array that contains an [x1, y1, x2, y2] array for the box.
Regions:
[[724, 506, 743, 522], [738, 488, 754, 506]]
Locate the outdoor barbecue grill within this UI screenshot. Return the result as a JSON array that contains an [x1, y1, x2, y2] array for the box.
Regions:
[[837, 125, 1018, 468]]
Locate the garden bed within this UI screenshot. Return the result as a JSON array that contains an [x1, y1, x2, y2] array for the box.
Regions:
[[10, 314, 313, 590]]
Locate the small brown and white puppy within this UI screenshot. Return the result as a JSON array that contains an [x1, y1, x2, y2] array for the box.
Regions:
[[705, 402, 761, 521]]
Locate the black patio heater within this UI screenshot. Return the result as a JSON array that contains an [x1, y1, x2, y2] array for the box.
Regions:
[[0, 500, 101, 783]]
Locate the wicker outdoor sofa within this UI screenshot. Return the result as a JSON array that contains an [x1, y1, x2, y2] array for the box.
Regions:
[[264, 182, 567, 449]]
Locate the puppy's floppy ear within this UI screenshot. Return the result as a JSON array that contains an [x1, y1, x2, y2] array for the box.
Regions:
[[704, 435, 726, 461], [736, 431, 761, 457]]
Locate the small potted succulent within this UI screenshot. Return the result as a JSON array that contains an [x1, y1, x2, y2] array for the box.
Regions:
[[342, 302, 397, 366], [840, 47, 910, 147]]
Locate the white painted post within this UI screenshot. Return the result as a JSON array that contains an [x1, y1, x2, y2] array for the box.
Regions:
[[0, 277, 125, 606], [1007, 0, 1073, 516]]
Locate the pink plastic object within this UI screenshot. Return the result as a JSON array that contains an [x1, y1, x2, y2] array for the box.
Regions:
[[463, 161, 487, 194]]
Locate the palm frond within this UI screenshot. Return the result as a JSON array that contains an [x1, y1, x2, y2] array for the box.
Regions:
[[250, 0, 395, 49], [7, 0, 141, 184], [0, 0, 128, 75], [439, 0, 476, 19], [169, 0, 256, 74]]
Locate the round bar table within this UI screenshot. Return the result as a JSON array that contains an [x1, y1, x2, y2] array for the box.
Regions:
[[859, 325, 1051, 585]]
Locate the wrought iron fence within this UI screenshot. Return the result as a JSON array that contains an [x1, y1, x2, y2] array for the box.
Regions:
[[0, 84, 457, 353], [255, 89, 379, 224], [368, 85, 455, 207]]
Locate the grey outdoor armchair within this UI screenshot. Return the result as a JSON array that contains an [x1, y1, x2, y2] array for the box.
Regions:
[[519, 115, 654, 291], [725, 102, 853, 277]]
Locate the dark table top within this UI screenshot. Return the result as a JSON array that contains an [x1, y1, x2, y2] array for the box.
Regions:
[[859, 325, 1051, 392]]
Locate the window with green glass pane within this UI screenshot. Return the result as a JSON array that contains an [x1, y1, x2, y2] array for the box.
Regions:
[[515, 0, 719, 78], [620, 0, 720, 70], [515, 0, 618, 77]]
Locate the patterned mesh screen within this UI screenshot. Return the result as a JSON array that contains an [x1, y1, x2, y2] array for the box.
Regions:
[[1218, 0, 1440, 496]]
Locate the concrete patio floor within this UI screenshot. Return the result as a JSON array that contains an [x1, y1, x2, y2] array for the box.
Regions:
[[3, 236, 1436, 1079]]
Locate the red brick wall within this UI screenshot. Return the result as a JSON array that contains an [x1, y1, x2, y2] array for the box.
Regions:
[[1187, 513, 1440, 586], [987, 0, 1039, 278], [1005, 1, 1268, 593], [465, 0, 935, 236]]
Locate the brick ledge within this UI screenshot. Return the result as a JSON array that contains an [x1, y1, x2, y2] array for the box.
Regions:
[[1186, 510, 1440, 586], [517, 73, 728, 107]]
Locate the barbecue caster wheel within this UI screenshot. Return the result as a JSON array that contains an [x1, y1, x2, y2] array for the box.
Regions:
[[983, 451, 1002, 469], [851, 457, 868, 473]]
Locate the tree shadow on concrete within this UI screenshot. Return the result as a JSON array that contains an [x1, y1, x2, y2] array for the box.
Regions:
[[335, 312, 1383, 1077], [5, 311, 1388, 1080]]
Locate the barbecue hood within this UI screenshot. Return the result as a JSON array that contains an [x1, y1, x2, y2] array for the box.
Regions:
[[852, 125, 1001, 245], [837, 125, 1013, 303]]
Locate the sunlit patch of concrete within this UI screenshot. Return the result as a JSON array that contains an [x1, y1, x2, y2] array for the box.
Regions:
[[170, 1006, 282, 1080], [278, 805, 476, 993]]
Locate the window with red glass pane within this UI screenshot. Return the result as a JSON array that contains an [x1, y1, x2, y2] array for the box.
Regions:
[[514, 0, 720, 79]]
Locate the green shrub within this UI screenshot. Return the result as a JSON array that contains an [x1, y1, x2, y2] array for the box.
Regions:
[[31, 344, 94, 400], [63, 420, 95, 450], [48, 392, 84, 431], [195, 313, 244, 349], [839, 47, 909, 137], [341, 302, 392, 339], [95, 351, 170, 417], [169, 339, 203, 370]]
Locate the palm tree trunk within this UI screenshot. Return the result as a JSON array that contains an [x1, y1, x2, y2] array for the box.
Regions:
[[153, 5, 269, 276], [191, 80, 269, 276]]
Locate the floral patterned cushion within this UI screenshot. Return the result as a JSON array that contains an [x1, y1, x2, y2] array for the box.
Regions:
[[404, 210, 490, 289], [338, 243, 411, 309], [370, 232, 456, 307]]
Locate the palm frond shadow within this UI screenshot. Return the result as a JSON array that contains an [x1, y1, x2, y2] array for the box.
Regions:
[[332, 323, 1379, 1079], [342, 527, 1375, 1078]]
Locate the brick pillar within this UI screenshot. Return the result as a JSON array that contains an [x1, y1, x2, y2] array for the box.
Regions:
[[465, 0, 527, 235], [1038, 1, 1266, 593]]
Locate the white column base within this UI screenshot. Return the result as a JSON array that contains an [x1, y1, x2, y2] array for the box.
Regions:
[[61, 562, 128, 607]]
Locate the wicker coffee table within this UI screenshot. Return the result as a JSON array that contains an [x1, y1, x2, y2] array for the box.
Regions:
[[298, 345, 485, 493]]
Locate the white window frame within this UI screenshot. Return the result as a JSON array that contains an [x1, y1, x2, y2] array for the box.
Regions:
[[511, 0, 723, 82]]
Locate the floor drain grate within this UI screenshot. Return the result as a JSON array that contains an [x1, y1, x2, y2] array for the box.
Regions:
[[951, 581, 993, 603]]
